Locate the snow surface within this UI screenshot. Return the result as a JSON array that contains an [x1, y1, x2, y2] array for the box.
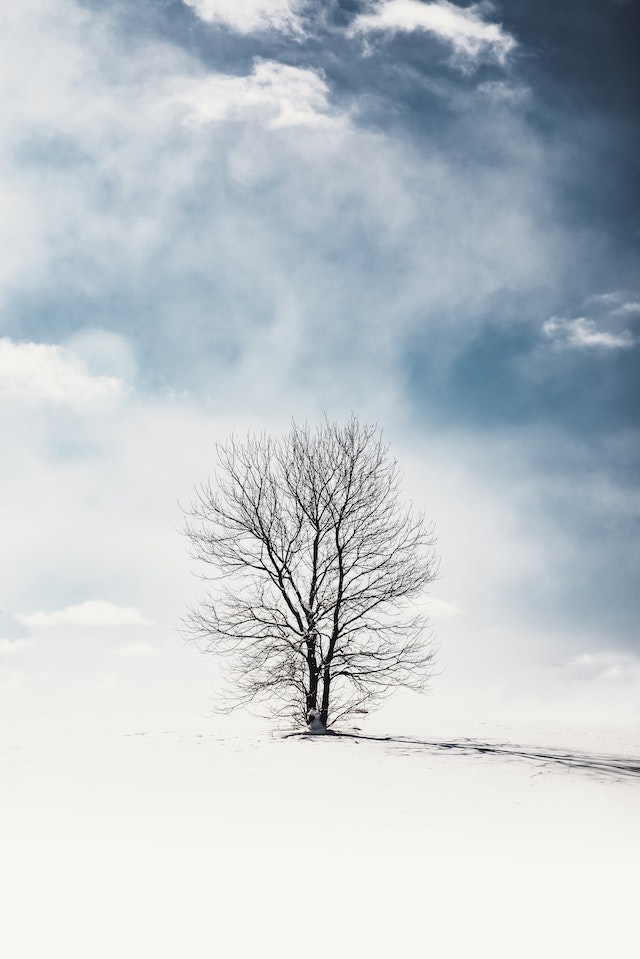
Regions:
[[1, 709, 638, 959]]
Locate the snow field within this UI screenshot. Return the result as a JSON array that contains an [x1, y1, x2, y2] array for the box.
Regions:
[[1, 720, 638, 958]]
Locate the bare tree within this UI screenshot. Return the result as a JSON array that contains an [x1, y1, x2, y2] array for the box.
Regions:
[[182, 417, 438, 729]]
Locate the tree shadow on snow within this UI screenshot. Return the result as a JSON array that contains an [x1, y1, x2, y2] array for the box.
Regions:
[[294, 731, 640, 783]]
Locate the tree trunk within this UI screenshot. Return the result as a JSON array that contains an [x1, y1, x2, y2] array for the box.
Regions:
[[319, 666, 331, 728], [306, 633, 319, 718], [306, 685, 318, 715]]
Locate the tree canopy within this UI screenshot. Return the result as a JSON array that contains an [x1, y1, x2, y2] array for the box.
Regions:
[[183, 417, 438, 728]]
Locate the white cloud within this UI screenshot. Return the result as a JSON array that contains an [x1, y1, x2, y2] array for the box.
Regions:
[[175, 59, 337, 130], [0, 0, 561, 396], [19, 600, 155, 629], [348, 0, 516, 70], [543, 317, 635, 350], [478, 80, 529, 103], [0, 338, 129, 407], [588, 292, 622, 306], [614, 300, 640, 316], [183, 0, 306, 36], [587, 292, 640, 316], [567, 651, 640, 684]]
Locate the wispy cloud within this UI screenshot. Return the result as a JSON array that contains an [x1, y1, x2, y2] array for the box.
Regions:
[[587, 291, 640, 317], [175, 58, 337, 129], [542, 317, 635, 350], [0, 338, 129, 407], [348, 0, 516, 71], [567, 651, 640, 684], [183, 0, 307, 36], [18, 600, 155, 629], [477, 80, 529, 103], [614, 300, 640, 316]]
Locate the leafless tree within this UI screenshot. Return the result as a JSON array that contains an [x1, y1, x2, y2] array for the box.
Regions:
[[182, 417, 438, 728]]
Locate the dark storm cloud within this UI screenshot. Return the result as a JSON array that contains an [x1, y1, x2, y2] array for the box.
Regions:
[[499, 0, 640, 266], [358, 0, 640, 442]]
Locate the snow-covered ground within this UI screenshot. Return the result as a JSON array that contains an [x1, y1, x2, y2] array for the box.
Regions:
[[2, 705, 638, 959]]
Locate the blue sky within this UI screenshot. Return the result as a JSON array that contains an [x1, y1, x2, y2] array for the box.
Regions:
[[1, 0, 638, 727]]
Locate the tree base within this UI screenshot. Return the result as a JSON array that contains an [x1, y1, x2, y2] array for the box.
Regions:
[[305, 718, 326, 735], [305, 709, 326, 734]]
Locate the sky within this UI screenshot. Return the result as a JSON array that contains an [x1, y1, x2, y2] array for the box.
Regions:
[[1, 0, 639, 731]]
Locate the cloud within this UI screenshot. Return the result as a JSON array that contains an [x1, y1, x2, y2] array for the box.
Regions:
[[478, 80, 529, 103], [0, 0, 566, 400], [18, 600, 155, 629], [348, 0, 516, 71], [588, 292, 640, 316], [182, 0, 306, 36], [588, 292, 622, 306], [0, 338, 129, 407], [542, 317, 636, 350], [567, 651, 640, 685], [614, 300, 640, 316], [175, 58, 337, 129]]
